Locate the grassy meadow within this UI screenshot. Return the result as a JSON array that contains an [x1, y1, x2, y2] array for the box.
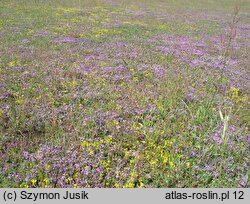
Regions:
[[0, 0, 249, 187]]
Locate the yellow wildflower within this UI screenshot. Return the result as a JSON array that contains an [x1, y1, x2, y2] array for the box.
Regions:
[[31, 179, 37, 186]]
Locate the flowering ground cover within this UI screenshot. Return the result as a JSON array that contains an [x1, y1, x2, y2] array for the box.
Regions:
[[0, 0, 249, 188]]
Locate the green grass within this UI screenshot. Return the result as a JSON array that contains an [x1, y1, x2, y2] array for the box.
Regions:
[[0, 0, 249, 188]]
